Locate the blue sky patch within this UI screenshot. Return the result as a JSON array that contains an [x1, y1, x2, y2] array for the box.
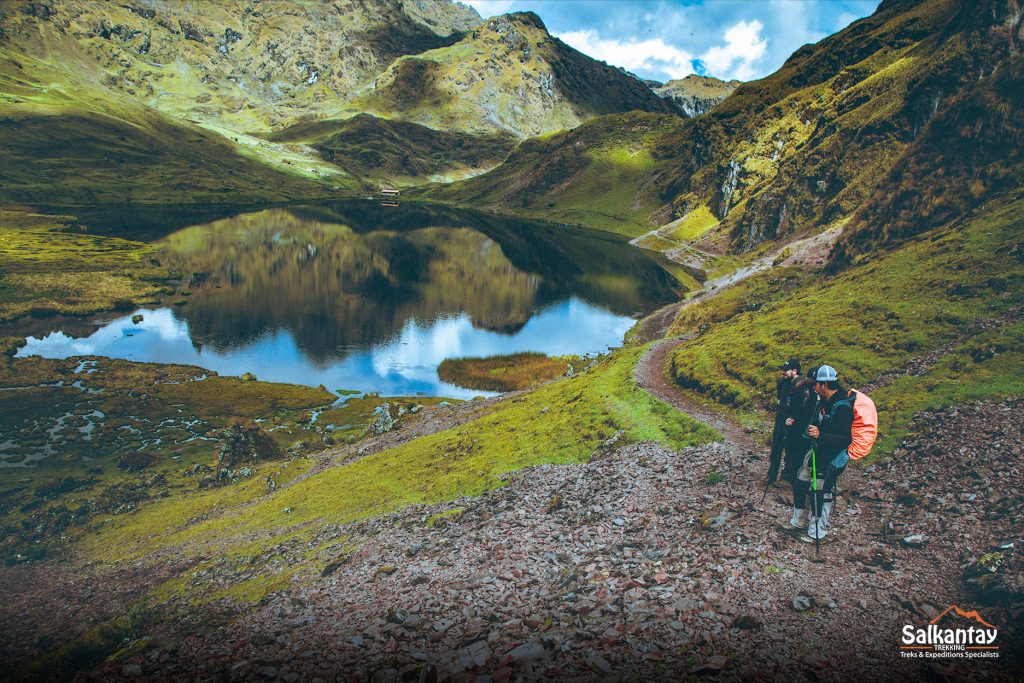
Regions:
[[461, 0, 880, 83]]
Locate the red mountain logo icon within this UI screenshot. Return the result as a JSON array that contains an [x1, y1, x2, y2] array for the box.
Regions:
[[929, 605, 996, 629]]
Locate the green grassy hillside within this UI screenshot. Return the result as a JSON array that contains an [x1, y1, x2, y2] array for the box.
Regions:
[[0, 0, 480, 132], [74, 345, 717, 569], [434, 0, 1020, 255], [666, 194, 1024, 452], [0, 49, 356, 205], [268, 113, 516, 185], [833, 51, 1024, 265], [424, 110, 690, 236]]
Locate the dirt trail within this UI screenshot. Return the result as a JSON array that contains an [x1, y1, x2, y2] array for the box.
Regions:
[[634, 336, 761, 451]]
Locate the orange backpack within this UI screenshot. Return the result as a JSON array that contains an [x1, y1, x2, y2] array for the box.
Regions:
[[847, 390, 878, 460]]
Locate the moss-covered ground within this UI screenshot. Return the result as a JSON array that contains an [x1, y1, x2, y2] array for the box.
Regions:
[[0, 352, 449, 567], [0, 210, 173, 321]]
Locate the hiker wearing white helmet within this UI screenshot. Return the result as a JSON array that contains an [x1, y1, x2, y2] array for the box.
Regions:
[[799, 364, 854, 544]]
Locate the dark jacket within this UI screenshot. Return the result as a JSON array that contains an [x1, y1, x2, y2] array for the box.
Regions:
[[774, 376, 798, 424], [814, 390, 855, 463], [786, 378, 819, 444]]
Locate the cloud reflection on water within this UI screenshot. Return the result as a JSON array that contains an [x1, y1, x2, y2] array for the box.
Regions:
[[19, 300, 634, 399]]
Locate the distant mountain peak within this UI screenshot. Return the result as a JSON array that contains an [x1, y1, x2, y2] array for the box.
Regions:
[[354, 7, 677, 138], [490, 11, 548, 31], [653, 75, 740, 117]]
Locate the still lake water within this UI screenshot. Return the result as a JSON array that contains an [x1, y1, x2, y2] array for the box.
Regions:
[[14, 201, 680, 397]]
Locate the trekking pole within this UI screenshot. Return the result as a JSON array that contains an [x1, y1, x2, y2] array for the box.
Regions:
[[811, 440, 819, 557]]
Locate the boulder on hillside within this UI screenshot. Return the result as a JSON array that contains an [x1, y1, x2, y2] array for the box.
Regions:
[[216, 418, 283, 472]]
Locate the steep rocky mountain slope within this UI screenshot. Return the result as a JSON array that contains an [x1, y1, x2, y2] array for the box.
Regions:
[[653, 74, 740, 117], [430, 0, 1023, 255], [345, 12, 678, 138], [0, 0, 482, 131], [0, 1, 682, 196]]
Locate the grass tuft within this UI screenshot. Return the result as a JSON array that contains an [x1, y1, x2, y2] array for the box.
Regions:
[[438, 352, 573, 391]]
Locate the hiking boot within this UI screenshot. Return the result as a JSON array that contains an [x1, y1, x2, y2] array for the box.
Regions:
[[777, 521, 802, 536], [798, 533, 827, 544]]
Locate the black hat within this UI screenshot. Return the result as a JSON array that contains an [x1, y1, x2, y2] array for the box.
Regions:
[[781, 359, 800, 372]]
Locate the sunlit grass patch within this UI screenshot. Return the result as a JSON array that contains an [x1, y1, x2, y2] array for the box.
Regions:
[[0, 210, 170, 320], [82, 345, 719, 567], [663, 206, 720, 242]]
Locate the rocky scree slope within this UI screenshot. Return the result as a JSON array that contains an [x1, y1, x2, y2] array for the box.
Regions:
[[68, 401, 1024, 681]]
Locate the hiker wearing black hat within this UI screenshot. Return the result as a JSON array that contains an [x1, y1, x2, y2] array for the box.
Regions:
[[799, 364, 854, 544], [778, 366, 820, 533], [766, 359, 801, 485]]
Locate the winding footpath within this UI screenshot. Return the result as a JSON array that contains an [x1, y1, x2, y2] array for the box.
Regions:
[[634, 337, 760, 451]]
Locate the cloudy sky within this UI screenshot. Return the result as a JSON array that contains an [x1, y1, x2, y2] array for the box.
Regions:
[[461, 0, 880, 83]]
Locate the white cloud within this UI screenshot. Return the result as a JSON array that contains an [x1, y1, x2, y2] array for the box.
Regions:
[[556, 29, 697, 81], [460, 0, 517, 19], [698, 20, 768, 81], [557, 18, 772, 83]]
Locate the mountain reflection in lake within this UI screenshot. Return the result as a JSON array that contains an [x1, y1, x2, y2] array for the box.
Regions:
[[19, 201, 681, 396]]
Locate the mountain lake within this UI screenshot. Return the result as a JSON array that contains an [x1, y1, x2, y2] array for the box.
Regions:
[[6, 200, 683, 399]]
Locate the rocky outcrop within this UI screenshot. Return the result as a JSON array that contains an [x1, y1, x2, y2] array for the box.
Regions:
[[653, 75, 739, 117], [216, 419, 283, 472]]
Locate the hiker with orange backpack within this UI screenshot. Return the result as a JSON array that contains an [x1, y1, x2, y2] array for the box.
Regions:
[[798, 365, 877, 544]]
